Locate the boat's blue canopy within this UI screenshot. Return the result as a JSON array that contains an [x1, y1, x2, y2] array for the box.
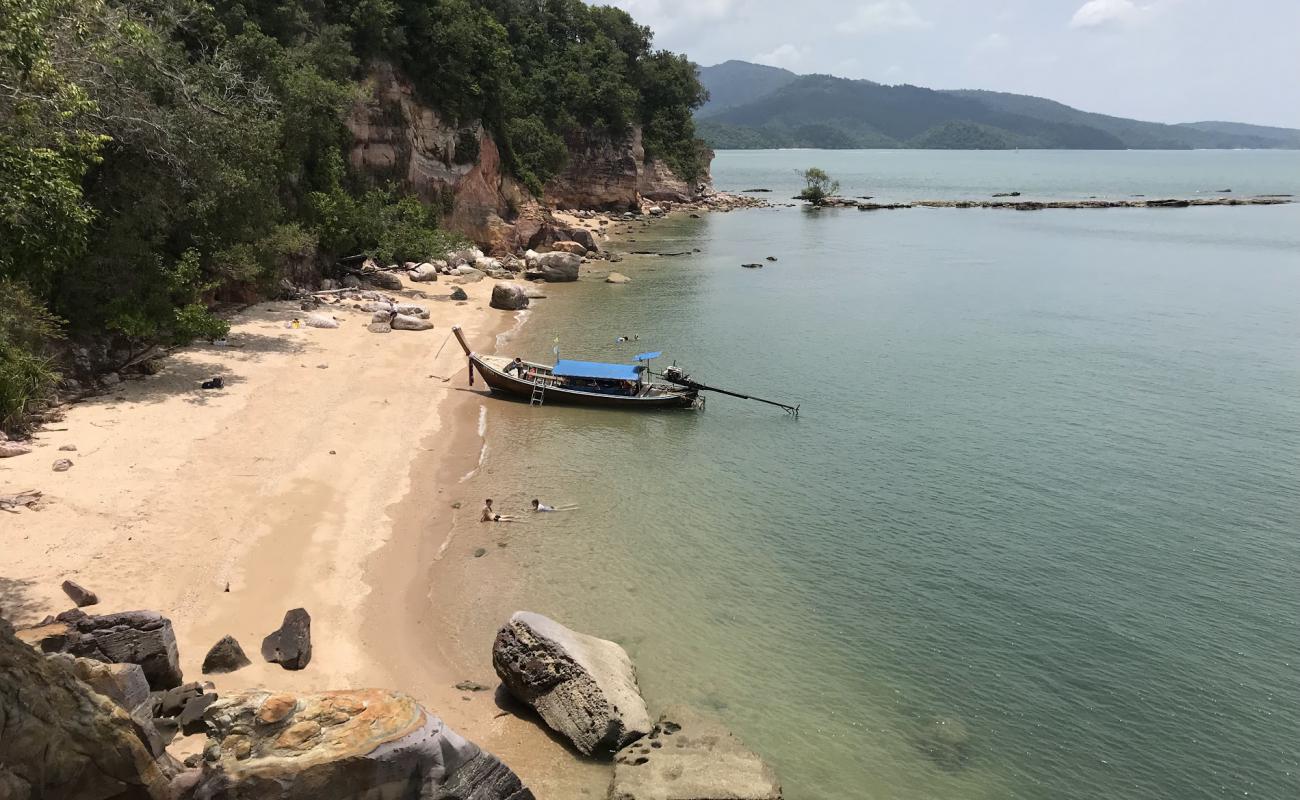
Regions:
[[553, 360, 642, 381], [634, 351, 662, 361]]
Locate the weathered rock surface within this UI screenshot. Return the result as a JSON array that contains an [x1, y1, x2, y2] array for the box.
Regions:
[[492, 611, 651, 758], [50, 653, 151, 712], [367, 271, 404, 291], [612, 706, 782, 800], [53, 457, 74, 471], [304, 313, 340, 329], [605, 272, 631, 284], [367, 321, 393, 334], [18, 609, 183, 689], [261, 608, 312, 670], [450, 287, 469, 301], [525, 252, 581, 283], [391, 313, 434, 331], [490, 284, 530, 311], [0, 618, 177, 799], [202, 635, 252, 674], [550, 240, 587, 256], [62, 578, 100, 607], [0, 441, 32, 458], [193, 689, 534, 800], [178, 692, 218, 735], [565, 226, 599, 252], [409, 261, 442, 282]]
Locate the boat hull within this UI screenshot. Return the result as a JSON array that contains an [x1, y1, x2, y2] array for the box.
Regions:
[[470, 356, 697, 410]]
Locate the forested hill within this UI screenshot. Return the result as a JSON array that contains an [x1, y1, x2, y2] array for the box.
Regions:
[[695, 61, 1300, 151], [0, 0, 707, 432]]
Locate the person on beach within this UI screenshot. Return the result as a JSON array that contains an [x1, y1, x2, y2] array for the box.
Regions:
[[504, 357, 526, 377], [481, 499, 517, 523]]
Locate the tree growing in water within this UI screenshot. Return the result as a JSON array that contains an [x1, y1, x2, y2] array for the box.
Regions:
[[797, 167, 840, 205]]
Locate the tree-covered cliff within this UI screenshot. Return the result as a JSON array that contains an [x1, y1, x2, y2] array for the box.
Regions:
[[0, 0, 706, 431]]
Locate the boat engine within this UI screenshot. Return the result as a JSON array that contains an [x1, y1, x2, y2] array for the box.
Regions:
[[662, 365, 688, 384]]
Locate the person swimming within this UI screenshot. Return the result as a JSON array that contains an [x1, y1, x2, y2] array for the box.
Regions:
[[531, 499, 577, 512]]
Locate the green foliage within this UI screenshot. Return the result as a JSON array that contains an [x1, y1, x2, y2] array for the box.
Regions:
[[797, 168, 840, 205], [0, 280, 65, 433]]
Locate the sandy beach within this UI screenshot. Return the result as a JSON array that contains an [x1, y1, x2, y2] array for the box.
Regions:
[[0, 272, 608, 794]]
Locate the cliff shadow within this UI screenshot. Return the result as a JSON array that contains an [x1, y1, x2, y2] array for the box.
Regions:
[[0, 576, 42, 624]]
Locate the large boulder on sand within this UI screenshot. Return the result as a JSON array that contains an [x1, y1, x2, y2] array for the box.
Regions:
[[193, 689, 534, 800], [0, 619, 177, 798], [202, 635, 252, 674], [490, 284, 530, 311], [261, 608, 311, 670], [566, 227, 598, 252], [492, 611, 651, 758], [409, 261, 441, 282], [525, 252, 581, 283], [611, 706, 783, 800], [366, 271, 403, 291], [391, 313, 434, 331], [17, 609, 183, 690]]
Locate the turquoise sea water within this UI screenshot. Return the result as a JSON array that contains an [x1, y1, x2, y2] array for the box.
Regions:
[[469, 150, 1300, 799]]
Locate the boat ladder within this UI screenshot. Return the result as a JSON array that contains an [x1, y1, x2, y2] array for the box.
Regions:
[[529, 376, 546, 406]]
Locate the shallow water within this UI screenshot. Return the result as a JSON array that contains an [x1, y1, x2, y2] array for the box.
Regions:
[[465, 150, 1300, 800]]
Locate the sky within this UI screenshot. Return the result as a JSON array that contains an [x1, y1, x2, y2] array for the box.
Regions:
[[596, 0, 1300, 128]]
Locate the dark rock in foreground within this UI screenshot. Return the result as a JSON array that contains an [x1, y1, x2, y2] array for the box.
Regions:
[[203, 634, 252, 674], [49, 653, 151, 712], [262, 607, 312, 670], [61, 578, 99, 607], [612, 705, 782, 800], [0, 619, 177, 799], [193, 689, 533, 800], [17, 608, 183, 689], [492, 611, 651, 758]]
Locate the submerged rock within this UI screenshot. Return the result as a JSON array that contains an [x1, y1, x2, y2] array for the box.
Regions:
[[194, 689, 534, 800], [605, 272, 631, 284], [913, 716, 972, 771], [612, 706, 782, 800], [492, 611, 651, 758], [261, 607, 312, 670]]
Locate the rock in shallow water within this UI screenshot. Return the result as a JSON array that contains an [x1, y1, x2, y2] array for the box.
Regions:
[[492, 611, 651, 758], [195, 689, 534, 800], [490, 283, 530, 311], [612, 706, 782, 800]]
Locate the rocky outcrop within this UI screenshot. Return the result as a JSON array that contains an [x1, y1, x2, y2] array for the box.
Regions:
[[346, 63, 540, 255], [18, 608, 183, 690], [611, 706, 782, 800], [490, 284, 530, 311], [545, 128, 701, 210], [192, 689, 533, 800], [492, 611, 651, 758], [0, 618, 177, 799], [261, 608, 311, 670], [50, 654, 152, 713]]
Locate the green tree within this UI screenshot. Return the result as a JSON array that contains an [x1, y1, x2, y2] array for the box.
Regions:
[[797, 167, 840, 205]]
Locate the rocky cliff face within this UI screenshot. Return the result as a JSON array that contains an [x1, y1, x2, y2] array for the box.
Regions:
[[0, 618, 178, 799], [346, 64, 705, 251], [544, 128, 700, 210]]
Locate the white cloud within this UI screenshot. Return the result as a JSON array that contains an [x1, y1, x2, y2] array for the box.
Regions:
[[1069, 0, 1144, 30], [836, 1, 933, 35], [974, 32, 1009, 52], [603, 0, 737, 34], [753, 43, 806, 69]]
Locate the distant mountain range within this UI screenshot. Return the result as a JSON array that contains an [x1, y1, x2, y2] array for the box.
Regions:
[[696, 61, 1300, 150]]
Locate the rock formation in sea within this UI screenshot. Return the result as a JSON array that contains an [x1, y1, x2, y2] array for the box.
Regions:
[[612, 706, 783, 800], [492, 611, 652, 758]]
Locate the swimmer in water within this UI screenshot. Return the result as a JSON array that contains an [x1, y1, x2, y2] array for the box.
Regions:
[[532, 499, 578, 512]]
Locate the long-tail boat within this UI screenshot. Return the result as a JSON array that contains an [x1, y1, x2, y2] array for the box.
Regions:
[[451, 326, 698, 409]]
